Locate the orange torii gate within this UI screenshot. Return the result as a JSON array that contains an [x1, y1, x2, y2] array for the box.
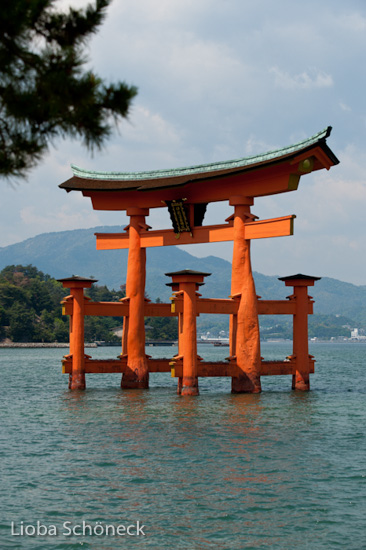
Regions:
[[59, 127, 339, 394]]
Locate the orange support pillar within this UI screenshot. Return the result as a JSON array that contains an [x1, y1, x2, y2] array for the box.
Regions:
[[61, 295, 74, 389], [121, 207, 149, 389], [279, 274, 321, 391], [121, 313, 129, 356], [229, 196, 261, 393], [166, 270, 210, 396], [58, 276, 96, 390], [177, 297, 183, 395], [167, 281, 184, 394]]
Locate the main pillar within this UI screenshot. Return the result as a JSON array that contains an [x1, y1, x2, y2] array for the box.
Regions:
[[229, 196, 261, 393], [58, 276, 96, 390], [121, 207, 149, 389], [279, 274, 321, 391], [166, 270, 210, 396]]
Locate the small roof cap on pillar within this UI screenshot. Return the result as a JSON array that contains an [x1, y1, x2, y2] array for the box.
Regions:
[[57, 275, 98, 283], [166, 281, 205, 287], [57, 275, 98, 289], [278, 273, 321, 286], [278, 273, 321, 282], [165, 269, 211, 277], [165, 269, 211, 287]]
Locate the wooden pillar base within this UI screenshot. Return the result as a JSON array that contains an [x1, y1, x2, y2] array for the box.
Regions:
[[121, 368, 149, 389], [232, 374, 261, 394], [70, 372, 86, 390], [292, 372, 310, 391], [177, 377, 183, 395], [181, 376, 199, 396]]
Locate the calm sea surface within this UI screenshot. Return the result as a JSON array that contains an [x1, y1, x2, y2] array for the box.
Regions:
[[0, 342, 365, 549]]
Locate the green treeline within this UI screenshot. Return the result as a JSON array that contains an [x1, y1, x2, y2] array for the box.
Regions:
[[0, 265, 177, 343], [0, 265, 127, 343], [0, 265, 69, 342]]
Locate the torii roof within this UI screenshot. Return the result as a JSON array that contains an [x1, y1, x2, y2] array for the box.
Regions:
[[59, 127, 339, 194]]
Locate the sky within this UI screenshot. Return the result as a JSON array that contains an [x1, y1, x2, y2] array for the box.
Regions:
[[1, 0, 366, 284]]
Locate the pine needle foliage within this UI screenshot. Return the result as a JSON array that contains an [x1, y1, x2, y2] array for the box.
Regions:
[[0, 0, 137, 178]]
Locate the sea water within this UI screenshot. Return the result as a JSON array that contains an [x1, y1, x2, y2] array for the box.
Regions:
[[0, 342, 365, 549]]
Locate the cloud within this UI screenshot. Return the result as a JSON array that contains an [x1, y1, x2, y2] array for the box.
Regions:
[[270, 66, 333, 90], [20, 205, 101, 233], [339, 102, 351, 112], [338, 12, 366, 32], [121, 105, 181, 146], [243, 136, 278, 156]]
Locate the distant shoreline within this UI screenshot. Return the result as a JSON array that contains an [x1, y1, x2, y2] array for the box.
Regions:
[[0, 343, 97, 348], [0, 340, 365, 349]]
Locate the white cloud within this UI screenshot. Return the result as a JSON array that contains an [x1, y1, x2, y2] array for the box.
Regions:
[[338, 12, 366, 32], [20, 204, 101, 233], [270, 66, 333, 90], [339, 102, 351, 112], [121, 105, 181, 146], [243, 136, 278, 156]]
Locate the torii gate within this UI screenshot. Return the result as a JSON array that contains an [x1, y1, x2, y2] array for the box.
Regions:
[[59, 127, 339, 394]]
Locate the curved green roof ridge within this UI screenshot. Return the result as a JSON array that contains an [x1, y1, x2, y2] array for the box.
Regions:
[[71, 127, 333, 181]]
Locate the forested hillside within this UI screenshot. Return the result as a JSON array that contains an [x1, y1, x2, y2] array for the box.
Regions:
[[0, 265, 177, 343], [0, 265, 124, 343], [0, 265, 69, 342]]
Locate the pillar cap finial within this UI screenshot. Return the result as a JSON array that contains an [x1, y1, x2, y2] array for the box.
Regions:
[[278, 273, 321, 287], [57, 275, 98, 288], [165, 269, 211, 277], [165, 269, 211, 286], [278, 274, 321, 282], [57, 275, 98, 283]]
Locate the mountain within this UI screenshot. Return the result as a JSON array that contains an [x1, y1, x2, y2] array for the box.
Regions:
[[1, 226, 366, 326]]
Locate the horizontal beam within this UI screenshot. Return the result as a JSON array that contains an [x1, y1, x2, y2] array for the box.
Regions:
[[170, 359, 315, 377], [195, 298, 304, 315], [62, 357, 315, 376], [186, 299, 312, 316], [196, 298, 237, 315], [258, 300, 296, 315], [63, 301, 176, 317], [62, 359, 126, 374], [258, 300, 313, 315], [260, 359, 315, 376], [95, 215, 295, 250], [147, 359, 172, 372], [62, 357, 172, 374], [62, 297, 313, 317], [85, 302, 128, 316], [145, 303, 175, 317], [171, 362, 239, 377], [246, 215, 295, 239]]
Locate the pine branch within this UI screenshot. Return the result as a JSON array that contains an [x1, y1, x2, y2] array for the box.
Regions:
[[0, 0, 137, 179]]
